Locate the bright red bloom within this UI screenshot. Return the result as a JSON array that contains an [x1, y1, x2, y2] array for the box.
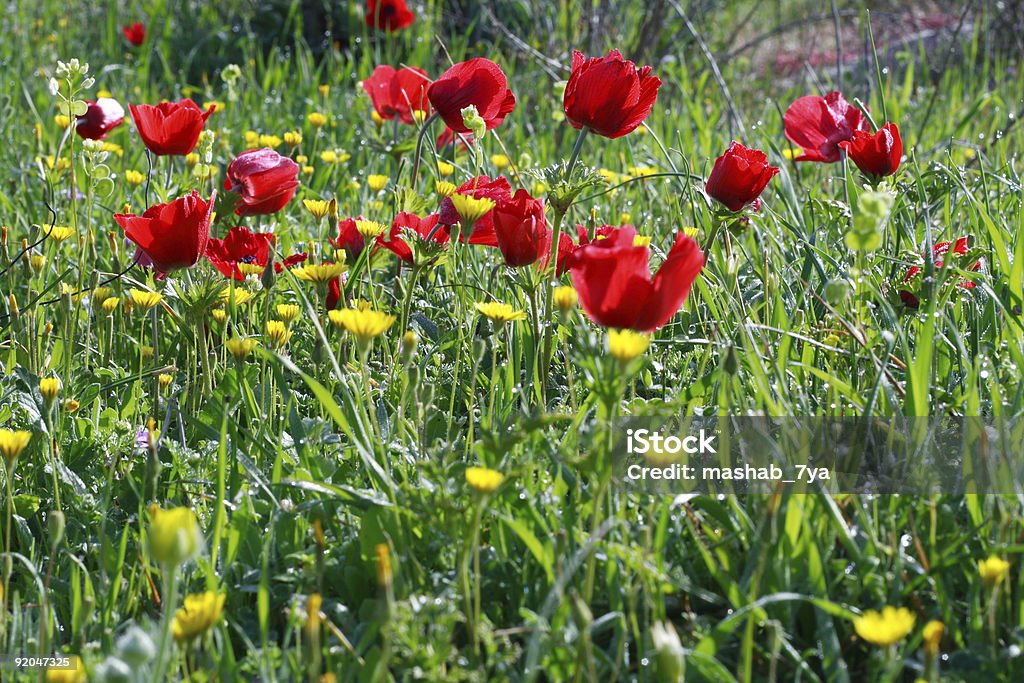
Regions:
[[129, 99, 214, 156], [378, 212, 448, 264], [783, 91, 869, 163], [899, 237, 979, 308], [362, 66, 431, 125], [332, 217, 369, 260], [427, 59, 516, 134], [492, 189, 550, 267], [327, 277, 342, 310], [437, 175, 512, 247], [705, 141, 780, 212], [123, 22, 146, 46], [365, 0, 414, 31], [115, 191, 214, 273], [205, 226, 307, 280], [225, 148, 300, 216], [839, 122, 903, 178], [75, 98, 125, 140], [563, 50, 661, 139], [568, 230, 704, 332]]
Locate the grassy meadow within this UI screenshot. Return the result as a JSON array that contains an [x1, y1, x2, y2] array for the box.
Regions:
[[0, 0, 1023, 680]]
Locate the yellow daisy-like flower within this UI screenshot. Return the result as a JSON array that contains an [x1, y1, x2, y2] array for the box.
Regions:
[[354, 220, 388, 239], [129, 289, 163, 312], [628, 165, 658, 178], [782, 147, 803, 161], [92, 286, 113, 302], [101, 297, 120, 314], [292, 262, 347, 284], [922, 620, 943, 656], [375, 544, 393, 587], [490, 154, 510, 169], [30, 254, 46, 273], [225, 337, 258, 360], [237, 261, 264, 277], [158, 373, 174, 390], [219, 288, 252, 306], [532, 181, 548, 196], [147, 505, 202, 567], [44, 655, 85, 683], [244, 130, 260, 147], [474, 301, 526, 325], [64, 399, 80, 413], [211, 308, 228, 324], [465, 466, 504, 494], [276, 303, 301, 323], [172, 591, 225, 642], [619, 212, 633, 224], [102, 141, 124, 157], [308, 112, 328, 128], [437, 161, 454, 177], [852, 606, 916, 647], [44, 225, 75, 243], [450, 194, 495, 227], [633, 235, 652, 248], [258, 134, 282, 149], [607, 329, 651, 364], [0, 429, 32, 464], [370, 111, 385, 126], [552, 286, 578, 315], [266, 320, 293, 348], [302, 165, 315, 176], [412, 110, 428, 124], [598, 168, 622, 184], [283, 130, 303, 146], [435, 181, 457, 198], [203, 100, 225, 114], [318, 84, 330, 98], [125, 169, 145, 187], [683, 226, 700, 239], [304, 199, 332, 221], [185, 153, 199, 167], [978, 555, 1011, 588], [367, 174, 389, 192], [327, 308, 395, 346], [55, 114, 71, 129], [39, 377, 61, 402]]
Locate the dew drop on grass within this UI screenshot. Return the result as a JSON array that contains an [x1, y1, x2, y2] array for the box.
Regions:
[[980, 370, 990, 379], [640, 658, 649, 667], [900, 534, 911, 548]]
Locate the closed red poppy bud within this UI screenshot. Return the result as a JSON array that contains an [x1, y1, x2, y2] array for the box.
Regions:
[[115, 191, 214, 273], [783, 91, 869, 163], [705, 141, 780, 212], [326, 276, 342, 310], [123, 22, 146, 46], [76, 98, 125, 140], [839, 122, 903, 178], [492, 190, 550, 267], [225, 148, 301, 216], [362, 65, 431, 125], [568, 230, 704, 332], [365, 0, 415, 32], [563, 50, 661, 139], [437, 175, 512, 247], [427, 59, 516, 135], [129, 99, 215, 156], [379, 212, 448, 263]]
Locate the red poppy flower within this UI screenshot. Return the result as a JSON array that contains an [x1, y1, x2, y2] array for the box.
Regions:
[[783, 91, 869, 163], [123, 22, 146, 46], [568, 229, 704, 332], [899, 237, 979, 308], [492, 189, 550, 267], [705, 141, 780, 212], [436, 127, 473, 153], [437, 175, 512, 247], [838, 122, 903, 178], [327, 276, 342, 310], [563, 50, 661, 139], [115, 191, 214, 273], [332, 217, 369, 260], [365, 0, 415, 32], [362, 66, 431, 125], [276, 253, 309, 273], [129, 99, 214, 156], [75, 98, 125, 140], [378, 212, 448, 264], [225, 148, 301, 216], [427, 59, 516, 134]]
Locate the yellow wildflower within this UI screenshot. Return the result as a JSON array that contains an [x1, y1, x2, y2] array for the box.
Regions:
[[852, 607, 916, 647], [465, 466, 504, 493]]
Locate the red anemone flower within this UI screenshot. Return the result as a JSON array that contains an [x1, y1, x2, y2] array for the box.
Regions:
[[705, 141, 780, 212], [332, 217, 369, 260], [783, 91, 869, 163], [123, 22, 146, 46], [225, 148, 301, 216], [115, 191, 214, 273], [129, 99, 215, 156], [76, 98, 125, 140], [899, 237, 979, 308], [563, 50, 661, 139], [492, 189, 550, 267], [568, 229, 704, 332], [362, 65, 431, 125], [378, 212, 448, 264], [427, 58, 516, 134], [365, 0, 415, 32], [437, 175, 512, 247], [204, 226, 306, 280], [838, 122, 903, 178]]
